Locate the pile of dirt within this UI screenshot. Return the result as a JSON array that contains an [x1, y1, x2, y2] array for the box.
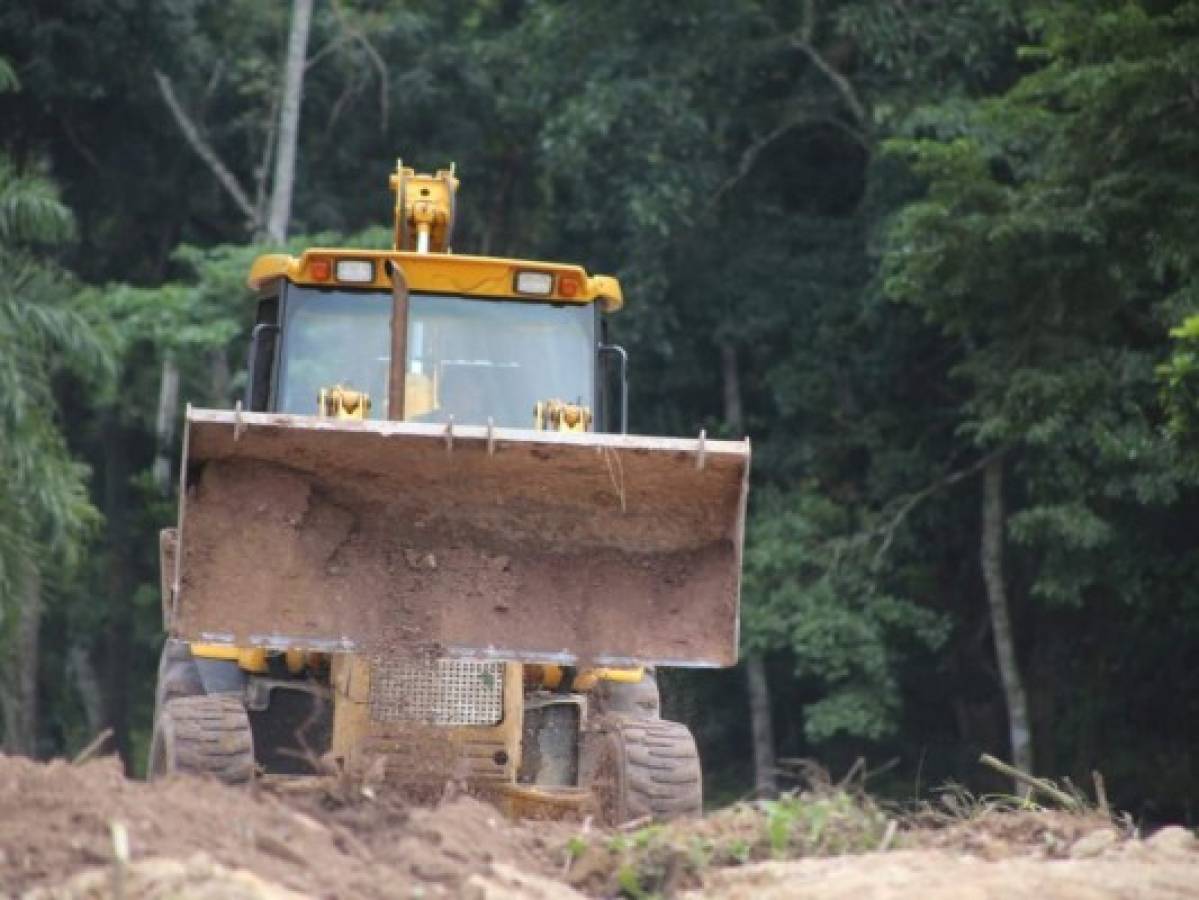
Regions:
[[3, 753, 1197, 899], [909, 807, 1122, 858], [691, 839, 1199, 900], [0, 753, 569, 899]]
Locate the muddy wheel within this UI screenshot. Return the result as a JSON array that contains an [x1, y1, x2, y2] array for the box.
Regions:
[[592, 671, 661, 719], [148, 693, 255, 784], [154, 639, 204, 709], [593, 717, 702, 824]]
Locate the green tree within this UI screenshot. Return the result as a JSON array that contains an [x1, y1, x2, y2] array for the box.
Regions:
[[4, 0, 1198, 815], [0, 71, 109, 752], [1162, 315, 1199, 460], [884, 0, 1199, 785]]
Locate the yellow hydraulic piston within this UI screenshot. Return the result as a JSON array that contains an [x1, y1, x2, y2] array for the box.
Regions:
[[572, 667, 646, 691], [318, 385, 371, 420], [389, 160, 458, 254], [534, 400, 593, 432]]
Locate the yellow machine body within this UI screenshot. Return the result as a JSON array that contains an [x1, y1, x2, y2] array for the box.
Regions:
[[160, 160, 749, 819], [246, 248, 623, 310]]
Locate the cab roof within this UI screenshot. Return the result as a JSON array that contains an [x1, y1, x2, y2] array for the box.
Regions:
[[248, 249, 623, 312]]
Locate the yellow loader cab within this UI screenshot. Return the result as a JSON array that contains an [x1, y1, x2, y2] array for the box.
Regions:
[[150, 161, 750, 824]]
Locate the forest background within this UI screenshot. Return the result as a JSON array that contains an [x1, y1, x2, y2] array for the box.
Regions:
[[2, 0, 1199, 824]]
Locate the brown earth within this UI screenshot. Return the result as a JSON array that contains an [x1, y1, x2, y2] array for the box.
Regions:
[[687, 810, 1199, 899], [3, 753, 1197, 900], [0, 754, 574, 899], [690, 844, 1199, 900]]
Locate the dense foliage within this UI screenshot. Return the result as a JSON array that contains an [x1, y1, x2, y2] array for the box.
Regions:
[[2, 0, 1197, 819]]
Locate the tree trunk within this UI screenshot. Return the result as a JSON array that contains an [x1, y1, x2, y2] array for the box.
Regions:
[[980, 455, 1034, 786], [720, 343, 743, 435], [208, 349, 230, 408], [265, 0, 314, 243], [152, 355, 180, 494], [67, 643, 105, 735], [101, 413, 135, 771], [1, 559, 42, 756], [721, 340, 778, 797], [745, 655, 777, 796]]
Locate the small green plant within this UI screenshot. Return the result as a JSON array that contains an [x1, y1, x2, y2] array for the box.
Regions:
[[727, 837, 751, 864], [565, 835, 587, 861], [616, 863, 648, 900], [608, 834, 631, 853], [687, 836, 713, 870], [765, 800, 795, 857], [806, 799, 829, 846], [562, 766, 895, 896], [633, 824, 664, 850]]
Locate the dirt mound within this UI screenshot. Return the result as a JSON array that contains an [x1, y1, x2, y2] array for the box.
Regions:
[[691, 844, 1199, 900], [0, 753, 568, 898], [3, 753, 1197, 899], [910, 807, 1119, 858], [25, 855, 310, 900]]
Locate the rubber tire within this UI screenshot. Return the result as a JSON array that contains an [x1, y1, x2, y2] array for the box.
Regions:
[[154, 639, 204, 710], [592, 671, 661, 719], [597, 717, 702, 824], [148, 693, 255, 784]]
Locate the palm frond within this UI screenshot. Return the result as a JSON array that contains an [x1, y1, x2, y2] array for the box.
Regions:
[[0, 58, 17, 94], [0, 151, 106, 613], [0, 158, 74, 246]]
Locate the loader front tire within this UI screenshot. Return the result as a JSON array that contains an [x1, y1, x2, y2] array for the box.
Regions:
[[154, 638, 204, 708], [592, 670, 661, 719], [594, 717, 702, 824], [148, 693, 255, 784]]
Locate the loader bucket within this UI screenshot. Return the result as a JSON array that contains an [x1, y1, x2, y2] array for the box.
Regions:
[[169, 408, 749, 667]]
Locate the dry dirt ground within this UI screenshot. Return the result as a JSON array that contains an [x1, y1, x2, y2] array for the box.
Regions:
[[1, 753, 1196, 899]]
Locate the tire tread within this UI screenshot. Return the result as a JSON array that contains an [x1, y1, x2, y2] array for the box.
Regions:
[[605, 718, 702, 823], [151, 693, 255, 784]]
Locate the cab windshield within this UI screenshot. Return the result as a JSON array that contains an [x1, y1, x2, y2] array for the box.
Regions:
[[275, 286, 595, 426]]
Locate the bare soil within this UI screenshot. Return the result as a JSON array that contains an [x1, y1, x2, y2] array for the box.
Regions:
[[690, 846, 1199, 900], [3, 753, 1197, 899], [0, 754, 572, 899], [695, 811, 1199, 899]]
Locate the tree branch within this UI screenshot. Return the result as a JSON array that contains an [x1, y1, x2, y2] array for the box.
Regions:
[[304, 33, 352, 72], [714, 111, 818, 203], [59, 117, 102, 172], [202, 60, 225, 103], [331, 0, 390, 130], [978, 753, 1077, 807], [801, 0, 818, 42], [153, 70, 258, 229], [790, 33, 869, 129], [821, 115, 870, 152], [871, 449, 1004, 568]]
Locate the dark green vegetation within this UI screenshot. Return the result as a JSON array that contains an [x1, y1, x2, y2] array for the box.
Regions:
[[2, 1, 1198, 821]]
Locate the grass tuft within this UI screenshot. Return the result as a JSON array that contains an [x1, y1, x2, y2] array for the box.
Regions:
[[564, 768, 893, 897]]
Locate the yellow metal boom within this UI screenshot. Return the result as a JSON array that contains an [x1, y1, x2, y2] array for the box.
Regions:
[[389, 160, 458, 253]]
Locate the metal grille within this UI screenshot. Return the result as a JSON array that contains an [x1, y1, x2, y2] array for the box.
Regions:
[[370, 658, 504, 726]]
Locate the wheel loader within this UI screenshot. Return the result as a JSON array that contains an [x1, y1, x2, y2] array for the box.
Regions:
[[149, 160, 750, 824]]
